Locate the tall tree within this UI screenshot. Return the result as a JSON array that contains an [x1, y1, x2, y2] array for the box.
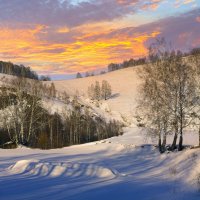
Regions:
[[101, 80, 112, 100], [88, 83, 95, 100], [137, 44, 197, 152], [188, 48, 200, 147], [94, 81, 101, 101]]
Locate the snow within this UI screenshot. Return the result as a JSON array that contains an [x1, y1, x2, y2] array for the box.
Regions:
[[0, 68, 200, 199], [9, 159, 115, 179], [51, 66, 141, 122], [0, 127, 200, 200]]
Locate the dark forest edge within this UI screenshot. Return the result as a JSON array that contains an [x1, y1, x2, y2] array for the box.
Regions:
[[0, 77, 123, 149], [0, 61, 51, 81]]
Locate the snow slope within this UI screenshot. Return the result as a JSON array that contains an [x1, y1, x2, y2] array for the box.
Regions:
[[0, 127, 200, 200], [0, 67, 141, 122], [52, 67, 141, 121]]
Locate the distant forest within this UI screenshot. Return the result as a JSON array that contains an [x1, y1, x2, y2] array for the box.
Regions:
[[107, 47, 200, 72], [0, 61, 39, 80], [107, 57, 147, 72]]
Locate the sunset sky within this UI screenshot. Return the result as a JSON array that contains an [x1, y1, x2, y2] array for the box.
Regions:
[[0, 0, 200, 79]]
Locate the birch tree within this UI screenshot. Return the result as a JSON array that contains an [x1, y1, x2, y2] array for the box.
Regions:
[[137, 45, 197, 151], [101, 80, 112, 100]]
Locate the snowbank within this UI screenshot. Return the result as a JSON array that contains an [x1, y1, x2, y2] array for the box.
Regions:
[[9, 160, 115, 179]]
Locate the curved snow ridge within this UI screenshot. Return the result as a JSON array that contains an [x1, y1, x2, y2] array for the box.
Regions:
[[8, 160, 115, 179]]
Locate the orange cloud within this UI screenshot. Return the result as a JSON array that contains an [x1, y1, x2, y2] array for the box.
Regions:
[[0, 0, 198, 78], [56, 27, 70, 33], [142, 0, 162, 10], [0, 23, 160, 75], [116, 0, 137, 5]]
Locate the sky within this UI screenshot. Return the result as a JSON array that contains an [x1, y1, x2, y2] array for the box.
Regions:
[[0, 0, 199, 79]]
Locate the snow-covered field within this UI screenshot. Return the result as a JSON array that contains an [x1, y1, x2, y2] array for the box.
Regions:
[[0, 68, 200, 200], [0, 127, 200, 200]]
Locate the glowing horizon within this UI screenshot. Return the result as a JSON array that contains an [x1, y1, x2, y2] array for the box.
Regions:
[[0, 0, 199, 79]]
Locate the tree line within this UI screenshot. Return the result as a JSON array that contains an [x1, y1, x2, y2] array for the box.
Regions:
[[0, 77, 122, 149], [137, 40, 200, 153], [107, 57, 147, 72], [75, 57, 147, 78], [0, 61, 39, 80], [107, 47, 200, 73], [75, 47, 200, 79]]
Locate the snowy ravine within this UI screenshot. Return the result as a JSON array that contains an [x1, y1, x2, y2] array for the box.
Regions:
[[0, 127, 200, 200]]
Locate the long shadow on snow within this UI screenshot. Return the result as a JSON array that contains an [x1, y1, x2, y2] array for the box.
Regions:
[[0, 146, 199, 200]]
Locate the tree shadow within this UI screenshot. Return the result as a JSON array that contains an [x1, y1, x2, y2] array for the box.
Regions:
[[109, 93, 120, 99]]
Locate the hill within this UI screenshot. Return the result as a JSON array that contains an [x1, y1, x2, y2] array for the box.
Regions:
[[52, 66, 141, 122]]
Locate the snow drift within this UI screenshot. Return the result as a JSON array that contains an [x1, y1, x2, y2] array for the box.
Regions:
[[9, 160, 115, 179]]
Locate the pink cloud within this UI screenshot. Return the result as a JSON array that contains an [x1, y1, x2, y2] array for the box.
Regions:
[[196, 16, 200, 22]]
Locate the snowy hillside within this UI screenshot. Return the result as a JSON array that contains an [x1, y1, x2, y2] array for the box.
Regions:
[[52, 66, 141, 122], [0, 67, 140, 123]]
